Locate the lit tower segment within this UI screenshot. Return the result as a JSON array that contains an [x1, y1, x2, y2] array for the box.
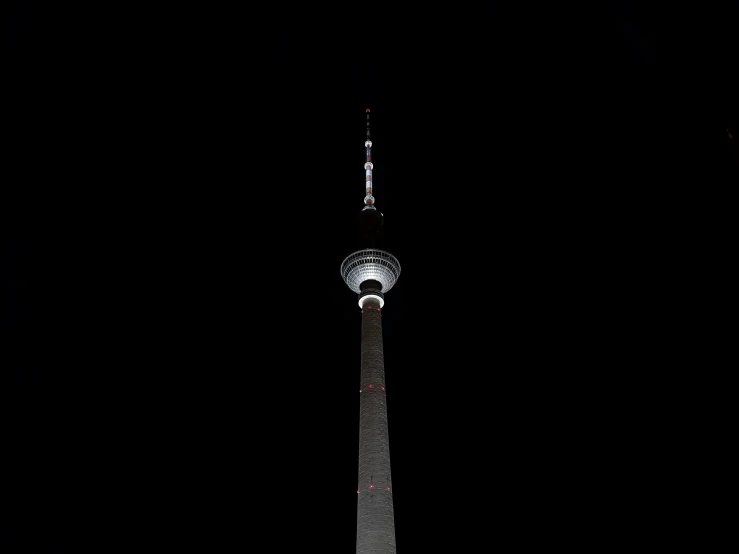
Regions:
[[364, 109, 374, 208], [341, 109, 401, 554]]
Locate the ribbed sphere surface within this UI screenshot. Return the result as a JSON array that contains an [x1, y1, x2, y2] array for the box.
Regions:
[[340, 249, 401, 293]]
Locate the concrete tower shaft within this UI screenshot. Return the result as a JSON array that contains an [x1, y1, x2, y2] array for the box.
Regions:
[[356, 296, 396, 554]]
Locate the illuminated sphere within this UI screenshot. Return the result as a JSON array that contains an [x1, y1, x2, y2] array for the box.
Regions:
[[340, 249, 401, 293]]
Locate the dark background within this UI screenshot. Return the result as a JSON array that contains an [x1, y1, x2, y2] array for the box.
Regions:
[[5, 2, 736, 551]]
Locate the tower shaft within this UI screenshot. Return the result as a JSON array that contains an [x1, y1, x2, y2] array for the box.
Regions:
[[356, 296, 396, 554]]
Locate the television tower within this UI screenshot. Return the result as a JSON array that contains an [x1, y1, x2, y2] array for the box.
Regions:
[[341, 109, 401, 554]]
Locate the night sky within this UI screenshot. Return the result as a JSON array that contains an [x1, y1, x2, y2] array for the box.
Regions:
[[5, 2, 736, 552]]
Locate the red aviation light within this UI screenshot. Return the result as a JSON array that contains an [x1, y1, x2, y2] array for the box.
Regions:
[[360, 384, 386, 392], [358, 485, 390, 494]]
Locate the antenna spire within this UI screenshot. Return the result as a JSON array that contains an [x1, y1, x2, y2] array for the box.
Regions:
[[363, 109, 375, 210]]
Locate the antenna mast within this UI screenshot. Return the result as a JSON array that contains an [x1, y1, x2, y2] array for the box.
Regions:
[[363, 109, 375, 210]]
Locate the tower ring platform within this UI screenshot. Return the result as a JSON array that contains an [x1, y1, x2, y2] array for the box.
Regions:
[[340, 249, 401, 294]]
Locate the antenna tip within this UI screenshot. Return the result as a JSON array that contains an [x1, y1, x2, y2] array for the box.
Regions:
[[366, 108, 370, 113]]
